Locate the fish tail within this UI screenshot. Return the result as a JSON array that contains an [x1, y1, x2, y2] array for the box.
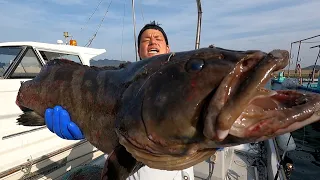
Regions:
[[17, 109, 45, 126]]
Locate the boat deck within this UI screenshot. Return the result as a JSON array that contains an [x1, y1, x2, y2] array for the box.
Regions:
[[194, 143, 268, 180], [53, 141, 275, 180]]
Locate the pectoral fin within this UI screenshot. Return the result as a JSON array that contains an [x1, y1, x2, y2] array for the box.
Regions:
[[101, 145, 144, 180]]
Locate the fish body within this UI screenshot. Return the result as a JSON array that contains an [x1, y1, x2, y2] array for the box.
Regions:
[[16, 46, 320, 179]]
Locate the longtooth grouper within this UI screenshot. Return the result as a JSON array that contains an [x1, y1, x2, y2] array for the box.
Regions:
[[15, 46, 320, 180]]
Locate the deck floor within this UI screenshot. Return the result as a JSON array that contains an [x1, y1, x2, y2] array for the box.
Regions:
[[194, 144, 266, 180]]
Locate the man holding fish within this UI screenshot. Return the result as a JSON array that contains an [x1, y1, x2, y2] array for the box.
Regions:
[[44, 21, 196, 180]]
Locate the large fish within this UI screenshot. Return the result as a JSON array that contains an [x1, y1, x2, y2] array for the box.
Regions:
[[15, 46, 320, 180]]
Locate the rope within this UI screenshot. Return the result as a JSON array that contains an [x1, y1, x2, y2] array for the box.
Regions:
[[80, 0, 104, 31], [85, 0, 113, 47], [138, 0, 145, 22]]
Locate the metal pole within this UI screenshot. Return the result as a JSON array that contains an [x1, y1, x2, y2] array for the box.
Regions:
[[287, 43, 293, 77], [310, 44, 320, 49], [195, 0, 202, 49], [131, 0, 138, 61], [292, 34, 320, 44], [309, 45, 320, 84], [295, 41, 302, 74], [290, 35, 320, 77]]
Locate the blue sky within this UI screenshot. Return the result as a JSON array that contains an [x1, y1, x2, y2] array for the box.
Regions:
[[0, 0, 319, 68]]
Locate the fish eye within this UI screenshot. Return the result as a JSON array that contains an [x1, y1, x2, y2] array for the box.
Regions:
[[185, 58, 205, 72]]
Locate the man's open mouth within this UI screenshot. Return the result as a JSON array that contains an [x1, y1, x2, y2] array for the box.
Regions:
[[148, 48, 159, 54]]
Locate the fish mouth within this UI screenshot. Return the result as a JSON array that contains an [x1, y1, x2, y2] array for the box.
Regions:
[[15, 97, 32, 112], [17, 105, 33, 112], [204, 49, 320, 141], [229, 90, 320, 140]]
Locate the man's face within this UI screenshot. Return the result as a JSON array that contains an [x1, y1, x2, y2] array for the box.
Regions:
[[138, 29, 170, 60]]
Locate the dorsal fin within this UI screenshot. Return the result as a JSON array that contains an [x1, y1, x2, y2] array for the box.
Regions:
[[46, 58, 83, 67], [46, 59, 131, 71], [90, 61, 132, 71]]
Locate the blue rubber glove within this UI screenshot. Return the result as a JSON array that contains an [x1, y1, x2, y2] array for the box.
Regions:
[[45, 105, 84, 140]]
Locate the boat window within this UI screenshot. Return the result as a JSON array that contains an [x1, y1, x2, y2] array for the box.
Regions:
[[39, 51, 82, 64], [0, 46, 23, 78], [10, 48, 42, 78]]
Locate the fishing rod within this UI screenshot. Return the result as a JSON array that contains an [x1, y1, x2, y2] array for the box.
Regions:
[[195, 0, 202, 50], [194, 2, 215, 179], [131, 0, 138, 62]]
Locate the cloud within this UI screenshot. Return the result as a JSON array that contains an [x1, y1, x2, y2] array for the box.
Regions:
[[0, 0, 319, 68]]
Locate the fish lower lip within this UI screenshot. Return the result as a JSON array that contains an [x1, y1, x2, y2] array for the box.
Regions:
[[203, 49, 290, 141], [230, 90, 320, 138]]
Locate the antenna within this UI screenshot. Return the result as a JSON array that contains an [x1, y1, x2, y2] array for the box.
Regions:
[[63, 32, 70, 45]]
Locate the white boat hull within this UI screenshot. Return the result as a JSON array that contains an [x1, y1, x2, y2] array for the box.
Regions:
[[0, 41, 106, 179]]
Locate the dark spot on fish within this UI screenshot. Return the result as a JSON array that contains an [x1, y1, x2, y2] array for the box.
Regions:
[[190, 80, 196, 87], [133, 71, 148, 81], [154, 95, 167, 106], [95, 131, 101, 139], [80, 70, 99, 110], [84, 80, 92, 87], [242, 60, 248, 67]]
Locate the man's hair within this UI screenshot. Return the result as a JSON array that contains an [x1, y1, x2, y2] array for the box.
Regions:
[[137, 20, 169, 49]]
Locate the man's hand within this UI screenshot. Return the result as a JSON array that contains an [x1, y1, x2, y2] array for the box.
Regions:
[[45, 105, 84, 140]]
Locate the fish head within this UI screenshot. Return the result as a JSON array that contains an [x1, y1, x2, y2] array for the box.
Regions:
[[116, 46, 320, 170], [138, 47, 270, 143]]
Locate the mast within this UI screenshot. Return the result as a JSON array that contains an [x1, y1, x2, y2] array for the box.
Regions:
[[131, 0, 138, 61], [195, 0, 202, 49]]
